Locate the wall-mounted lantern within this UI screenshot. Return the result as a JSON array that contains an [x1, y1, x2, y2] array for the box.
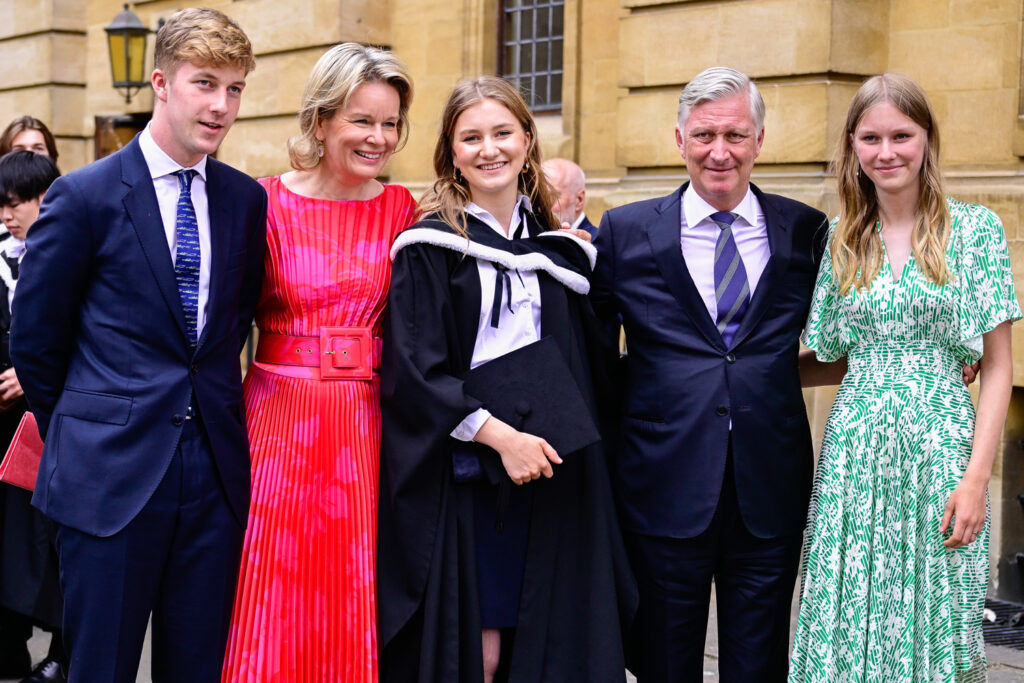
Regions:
[[104, 3, 151, 104]]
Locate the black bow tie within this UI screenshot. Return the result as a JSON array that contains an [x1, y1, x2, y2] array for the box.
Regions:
[[3, 253, 19, 280]]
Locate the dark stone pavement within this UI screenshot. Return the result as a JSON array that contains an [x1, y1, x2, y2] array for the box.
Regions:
[[7, 585, 1024, 682]]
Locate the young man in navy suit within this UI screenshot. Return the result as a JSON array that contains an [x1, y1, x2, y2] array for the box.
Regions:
[[591, 67, 827, 682], [10, 8, 266, 682]]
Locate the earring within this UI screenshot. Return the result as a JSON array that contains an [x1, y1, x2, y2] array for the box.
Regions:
[[453, 167, 463, 183], [316, 140, 324, 159], [522, 160, 530, 174]]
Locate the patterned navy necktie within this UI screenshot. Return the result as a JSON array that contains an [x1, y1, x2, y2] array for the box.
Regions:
[[173, 169, 200, 347], [711, 211, 749, 346]]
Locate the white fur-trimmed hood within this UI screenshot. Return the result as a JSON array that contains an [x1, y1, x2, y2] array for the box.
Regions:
[[390, 228, 595, 295]]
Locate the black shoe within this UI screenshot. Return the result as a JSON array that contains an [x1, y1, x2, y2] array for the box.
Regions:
[[0, 647, 31, 678], [21, 658, 66, 683]]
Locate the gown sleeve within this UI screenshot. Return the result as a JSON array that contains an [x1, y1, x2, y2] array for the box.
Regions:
[[801, 219, 849, 362], [955, 201, 1022, 359], [378, 240, 484, 647], [381, 242, 483, 500]]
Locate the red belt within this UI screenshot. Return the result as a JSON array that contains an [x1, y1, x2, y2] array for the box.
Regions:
[[255, 327, 382, 380]]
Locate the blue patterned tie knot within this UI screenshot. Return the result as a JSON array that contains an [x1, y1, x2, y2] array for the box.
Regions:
[[173, 169, 200, 347], [711, 211, 749, 346]]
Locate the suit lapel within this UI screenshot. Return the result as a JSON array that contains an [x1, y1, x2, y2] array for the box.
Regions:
[[121, 140, 191, 346], [195, 160, 231, 354], [729, 183, 792, 348], [647, 185, 725, 350]]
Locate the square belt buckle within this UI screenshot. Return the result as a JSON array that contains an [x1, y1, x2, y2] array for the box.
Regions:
[[319, 326, 373, 380]]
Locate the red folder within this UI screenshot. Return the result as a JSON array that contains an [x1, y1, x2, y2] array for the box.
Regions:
[[0, 412, 43, 491]]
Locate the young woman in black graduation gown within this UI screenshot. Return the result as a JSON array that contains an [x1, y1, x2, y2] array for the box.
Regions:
[[377, 76, 636, 683]]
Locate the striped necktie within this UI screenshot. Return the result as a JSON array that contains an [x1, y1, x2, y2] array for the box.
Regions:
[[173, 169, 200, 347], [711, 211, 749, 346]]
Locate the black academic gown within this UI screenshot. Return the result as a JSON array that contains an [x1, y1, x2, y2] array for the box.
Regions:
[[377, 213, 637, 683], [0, 244, 62, 630]]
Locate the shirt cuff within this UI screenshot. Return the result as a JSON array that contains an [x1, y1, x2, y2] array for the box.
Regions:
[[450, 408, 492, 442]]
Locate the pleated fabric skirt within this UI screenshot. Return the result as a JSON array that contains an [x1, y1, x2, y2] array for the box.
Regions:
[[222, 363, 380, 682]]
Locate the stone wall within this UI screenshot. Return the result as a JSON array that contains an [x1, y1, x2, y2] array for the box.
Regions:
[[1, 0, 1023, 597]]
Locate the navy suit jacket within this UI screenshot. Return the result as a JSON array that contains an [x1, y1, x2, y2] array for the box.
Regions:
[[591, 182, 827, 540], [579, 214, 598, 239], [11, 137, 266, 537]]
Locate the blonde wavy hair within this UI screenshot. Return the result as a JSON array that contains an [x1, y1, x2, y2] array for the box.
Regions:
[[288, 43, 412, 171], [831, 73, 950, 294], [419, 76, 558, 237], [154, 7, 256, 76]]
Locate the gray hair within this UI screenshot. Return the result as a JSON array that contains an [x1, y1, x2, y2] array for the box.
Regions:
[[676, 66, 765, 132], [542, 158, 586, 193]]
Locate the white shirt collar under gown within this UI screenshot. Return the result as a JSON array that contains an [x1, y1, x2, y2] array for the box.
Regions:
[[465, 195, 543, 369], [454, 196, 543, 441]]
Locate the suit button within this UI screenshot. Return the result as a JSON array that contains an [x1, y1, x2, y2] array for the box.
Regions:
[[191, 364, 199, 374], [716, 405, 728, 416], [725, 353, 736, 364], [172, 415, 184, 426]]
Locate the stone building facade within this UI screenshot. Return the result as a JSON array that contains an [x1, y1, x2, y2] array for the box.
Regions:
[[2, 0, 1024, 598]]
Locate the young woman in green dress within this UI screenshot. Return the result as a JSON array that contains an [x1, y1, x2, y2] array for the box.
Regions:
[[790, 73, 1020, 681]]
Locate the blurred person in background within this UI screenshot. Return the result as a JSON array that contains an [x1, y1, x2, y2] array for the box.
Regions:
[[0, 117, 59, 165], [542, 157, 596, 238], [0, 150, 65, 683]]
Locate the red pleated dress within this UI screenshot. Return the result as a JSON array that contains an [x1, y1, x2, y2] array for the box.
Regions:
[[222, 177, 416, 682]]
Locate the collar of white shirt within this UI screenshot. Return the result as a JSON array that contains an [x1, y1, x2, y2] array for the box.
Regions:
[[1, 236, 25, 260], [682, 185, 758, 230], [138, 124, 208, 183], [466, 194, 532, 239]]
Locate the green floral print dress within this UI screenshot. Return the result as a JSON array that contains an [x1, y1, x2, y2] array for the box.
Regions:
[[789, 198, 1021, 682]]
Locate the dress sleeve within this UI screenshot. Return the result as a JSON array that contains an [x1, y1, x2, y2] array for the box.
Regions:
[[956, 203, 1022, 356], [800, 219, 848, 362]]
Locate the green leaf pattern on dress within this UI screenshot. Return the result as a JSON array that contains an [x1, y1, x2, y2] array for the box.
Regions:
[[789, 198, 1022, 682]]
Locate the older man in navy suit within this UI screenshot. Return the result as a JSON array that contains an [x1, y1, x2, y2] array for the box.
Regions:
[[591, 67, 827, 682], [10, 8, 266, 682]]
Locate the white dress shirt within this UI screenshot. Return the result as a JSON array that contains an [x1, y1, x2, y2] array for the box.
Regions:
[[450, 196, 543, 442], [138, 125, 212, 338], [1, 237, 25, 310], [680, 186, 770, 324]]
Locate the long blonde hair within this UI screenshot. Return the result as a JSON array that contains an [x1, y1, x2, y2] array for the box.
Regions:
[[419, 76, 558, 236], [831, 73, 950, 294]]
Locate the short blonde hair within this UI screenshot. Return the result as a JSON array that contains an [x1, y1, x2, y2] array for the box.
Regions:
[[288, 43, 413, 171], [154, 7, 256, 76]]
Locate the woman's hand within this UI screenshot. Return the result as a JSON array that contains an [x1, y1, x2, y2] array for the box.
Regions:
[[560, 222, 592, 243], [473, 416, 563, 485], [943, 320, 1012, 548], [0, 367, 23, 405], [962, 359, 980, 386], [940, 474, 988, 548]]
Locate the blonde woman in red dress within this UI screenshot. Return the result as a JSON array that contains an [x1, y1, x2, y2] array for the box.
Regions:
[[222, 44, 415, 682]]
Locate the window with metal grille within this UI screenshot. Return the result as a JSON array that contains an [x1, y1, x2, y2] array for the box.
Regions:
[[499, 0, 564, 111]]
